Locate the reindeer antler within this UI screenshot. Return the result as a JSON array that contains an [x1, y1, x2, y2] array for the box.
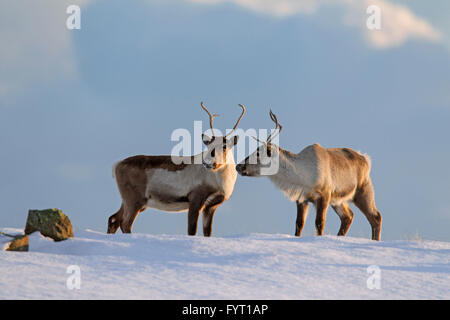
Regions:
[[226, 104, 246, 137], [201, 102, 220, 136], [266, 109, 282, 143]]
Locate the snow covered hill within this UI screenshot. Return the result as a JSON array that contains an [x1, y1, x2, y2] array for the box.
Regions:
[[1, 228, 449, 299]]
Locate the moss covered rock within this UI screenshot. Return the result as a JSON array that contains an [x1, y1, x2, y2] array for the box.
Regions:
[[25, 209, 74, 241]]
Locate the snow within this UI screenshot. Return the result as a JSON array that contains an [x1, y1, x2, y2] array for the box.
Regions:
[[1, 228, 449, 299]]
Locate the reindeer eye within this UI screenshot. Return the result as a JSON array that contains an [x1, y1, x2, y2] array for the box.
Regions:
[[211, 149, 215, 157]]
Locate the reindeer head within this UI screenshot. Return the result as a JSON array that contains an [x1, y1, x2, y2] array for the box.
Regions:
[[200, 102, 245, 171], [236, 110, 282, 177]]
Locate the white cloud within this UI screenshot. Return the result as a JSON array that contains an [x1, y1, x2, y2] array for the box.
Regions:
[[188, 0, 442, 49], [0, 0, 90, 101], [361, 0, 441, 48], [190, 0, 320, 16], [0, 0, 442, 103]]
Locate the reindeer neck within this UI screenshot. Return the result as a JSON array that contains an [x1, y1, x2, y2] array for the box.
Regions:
[[266, 147, 309, 201]]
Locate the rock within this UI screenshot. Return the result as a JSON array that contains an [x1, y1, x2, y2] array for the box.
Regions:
[[1, 232, 29, 252], [25, 209, 74, 241]]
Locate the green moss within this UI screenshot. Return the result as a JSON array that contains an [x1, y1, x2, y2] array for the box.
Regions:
[[25, 208, 74, 241]]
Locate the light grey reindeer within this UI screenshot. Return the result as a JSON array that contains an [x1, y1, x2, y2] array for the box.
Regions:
[[236, 111, 382, 240]]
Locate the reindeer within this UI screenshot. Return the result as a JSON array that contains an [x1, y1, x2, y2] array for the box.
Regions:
[[236, 111, 382, 240], [107, 102, 245, 236]]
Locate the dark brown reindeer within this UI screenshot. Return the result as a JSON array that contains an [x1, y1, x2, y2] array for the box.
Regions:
[[236, 111, 382, 240], [108, 102, 245, 236]]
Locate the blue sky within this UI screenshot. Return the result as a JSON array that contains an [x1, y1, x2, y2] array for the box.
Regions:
[[1, 0, 449, 240]]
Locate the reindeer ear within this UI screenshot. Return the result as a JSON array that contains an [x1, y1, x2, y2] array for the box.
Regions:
[[266, 144, 272, 157], [202, 134, 214, 145], [232, 135, 239, 146]]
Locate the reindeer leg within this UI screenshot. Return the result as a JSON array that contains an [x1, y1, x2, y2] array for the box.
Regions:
[[187, 195, 207, 236], [314, 195, 330, 236], [120, 199, 146, 234], [354, 182, 382, 241], [295, 201, 309, 237], [202, 194, 225, 237], [202, 207, 217, 237], [332, 202, 354, 236]]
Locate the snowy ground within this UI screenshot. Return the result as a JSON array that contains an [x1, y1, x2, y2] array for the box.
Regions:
[[1, 228, 449, 299]]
